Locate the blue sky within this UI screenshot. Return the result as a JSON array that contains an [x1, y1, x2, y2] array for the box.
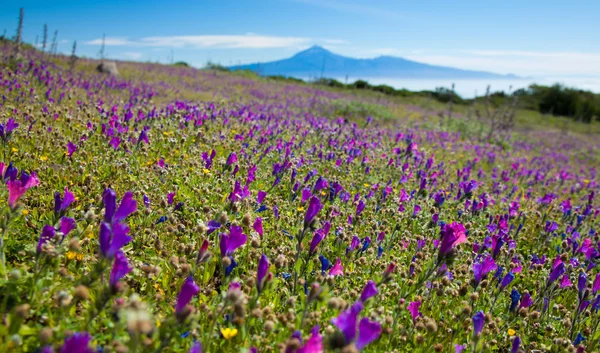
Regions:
[[2, 0, 599, 77]]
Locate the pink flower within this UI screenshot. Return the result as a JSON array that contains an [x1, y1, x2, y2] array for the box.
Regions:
[[329, 258, 344, 276], [7, 172, 40, 208]]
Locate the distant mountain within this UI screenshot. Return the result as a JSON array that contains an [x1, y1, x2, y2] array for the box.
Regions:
[[229, 45, 518, 80]]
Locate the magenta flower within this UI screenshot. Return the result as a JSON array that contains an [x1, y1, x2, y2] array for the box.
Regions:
[[407, 301, 421, 323], [548, 259, 565, 283], [60, 332, 94, 353], [360, 280, 378, 302], [226, 152, 238, 166], [331, 301, 382, 351], [109, 250, 132, 287], [304, 196, 322, 228], [54, 187, 75, 214], [438, 222, 467, 260], [455, 344, 466, 353], [175, 276, 200, 314], [519, 292, 533, 309], [253, 217, 264, 238], [37, 225, 56, 253], [7, 171, 40, 208], [219, 225, 247, 257], [109, 137, 121, 150], [167, 192, 175, 205], [60, 217, 76, 236], [257, 254, 269, 293], [472, 254, 497, 284], [297, 326, 323, 353], [472, 311, 485, 335], [560, 274, 572, 288], [329, 258, 344, 276], [66, 142, 77, 157], [257, 190, 267, 204]]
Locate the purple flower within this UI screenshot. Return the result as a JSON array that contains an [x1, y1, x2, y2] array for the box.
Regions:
[[67, 142, 77, 157], [60, 332, 93, 353], [356, 200, 366, 216], [472, 311, 485, 335], [189, 341, 202, 353], [455, 344, 466, 353], [438, 222, 467, 259], [253, 217, 264, 238], [412, 204, 421, 217], [304, 196, 322, 228], [309, 229, 326, 255], [219, 225, 247, 257], [578, 272, 587, 293], [332, 301, 362, 345], [109, 250, 132, 287], [54, 187, 75, 214], [407, 301, 421, 323], [226, 152, 238, 166], [167, 192, 175, 205], [257, 190, 267, 204], [175, 276, 200, 314], [500, 272, 515, 290], [60, 216, 76, 236], [519, 292, 533, 309], [472, 254, 497, 284], [99, 221, 132, 258], [360, 280, 378, 302], [511, 336, 521, 353], [103, 189, 137, 224], [356, 318, 382, 350], [593, 273, 600, 294], [257, 254, 269, 293], [207, 220, 221, 235], [138, 129, 149, 145], [331, 301, 382, 351], [37, 225, 56, 253], [548, 260, 565, 283]]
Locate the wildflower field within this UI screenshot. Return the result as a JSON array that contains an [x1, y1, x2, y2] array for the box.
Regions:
[[1, 44, 600, 353]]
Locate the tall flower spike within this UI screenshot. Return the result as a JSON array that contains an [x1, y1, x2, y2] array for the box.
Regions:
[[110, 250, 132, 288], [175, 276, 200, 314], [472, 311, 485, 335], [257, 254, 269, 293], [304, 196, 322, 228]]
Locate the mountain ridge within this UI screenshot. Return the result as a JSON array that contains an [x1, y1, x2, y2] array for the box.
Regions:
[[229, 45, 519, 79]]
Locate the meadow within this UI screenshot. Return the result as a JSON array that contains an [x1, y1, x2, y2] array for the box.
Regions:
[[0, 43, 599, 353]]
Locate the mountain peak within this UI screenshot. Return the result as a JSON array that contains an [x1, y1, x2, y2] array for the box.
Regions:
[[296, 45, 331, 55], [230, 46, 515, 80]]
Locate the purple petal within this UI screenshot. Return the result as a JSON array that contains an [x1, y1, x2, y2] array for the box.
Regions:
[[355, 318, 382, 350]]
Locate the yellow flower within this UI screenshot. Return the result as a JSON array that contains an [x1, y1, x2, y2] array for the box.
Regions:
[[508, 328, 516, 336], [221, 327, 238, 340], [66, 251, 77, 260], [363, 183, 370, 188], [297, 206, 305, 212], [22, 209, 29, 216], [40, 156, 48, 161], [76, 253, 84, 261], [320, 190, 326, 196], [203, 168, 211, 174], [583, 179, 590, 184], [11, 147, 18, 153]]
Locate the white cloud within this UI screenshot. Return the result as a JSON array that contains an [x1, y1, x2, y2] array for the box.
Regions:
[[85, 34, 314, 49], [120, 52, 143, 60]]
